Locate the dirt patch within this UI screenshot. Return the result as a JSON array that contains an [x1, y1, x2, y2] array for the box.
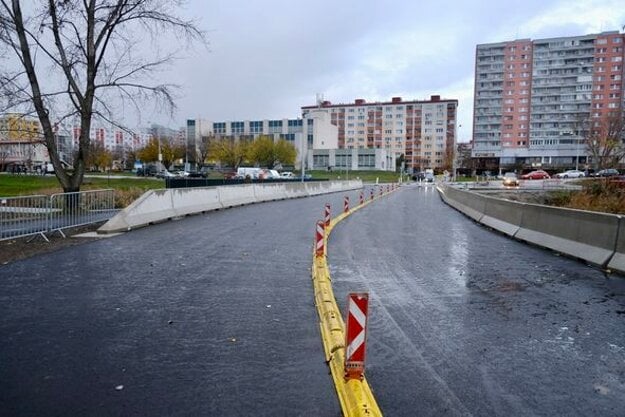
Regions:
[[0, 223, 103, 266]]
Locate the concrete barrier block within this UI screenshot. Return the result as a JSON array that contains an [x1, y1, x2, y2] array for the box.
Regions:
[[481, 196, 523, 236], [306, 181, 332, 196], [98, 189, 175, 233], [172, 187, 222, 217], [100, 180, 364, 234], [517, 204, 619, 266], [440, 186, 485, 221], [253, 183, 288, 202], [218, 184, 257, 207], [607, 216, 625, 275], [283, 182, 310, 199]]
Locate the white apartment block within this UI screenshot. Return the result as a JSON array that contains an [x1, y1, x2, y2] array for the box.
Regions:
[[301, 96, 458, 171], [186, 109, 338, 169]]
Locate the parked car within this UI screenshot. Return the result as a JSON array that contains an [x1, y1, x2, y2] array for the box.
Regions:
[[555, 170, 585, 179], [502, 172, 519, 187], [424, 172, 435, 183], [412, 172, 425, 181], [280, 171, 294, 178], [155, 170, 175, 178], [593, 168, 620, 177], [520, 170, 550, 180], [187, 170, 206, 178], [173, 170, 189, 177], [259, 169, 281, 179]]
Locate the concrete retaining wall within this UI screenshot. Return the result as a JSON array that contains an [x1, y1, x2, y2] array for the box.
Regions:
[[99, 180, 363, 234], [437, 185, 624, 275]]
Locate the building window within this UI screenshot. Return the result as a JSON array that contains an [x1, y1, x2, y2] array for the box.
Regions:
[[313, 154, 329, 167]]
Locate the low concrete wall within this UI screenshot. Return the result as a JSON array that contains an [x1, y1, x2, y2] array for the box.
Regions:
[[99, 180, 363, 234], [218, 184, 256, 208], [99, 189, 177, 232], [172, 187, 222, 217], [253, 183, 288, 203], [516, 203, 619, 267], [481, 196, 523, 237], [607, 217, 625, 273], [437, 185, 624, 274], [439, 185, 485, 221]]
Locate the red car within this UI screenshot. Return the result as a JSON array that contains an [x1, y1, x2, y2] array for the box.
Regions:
[[520, 170, 551, 180]]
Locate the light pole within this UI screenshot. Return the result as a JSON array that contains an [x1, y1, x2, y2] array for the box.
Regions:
[[575, 136, 580, 171], [300, 115, 306, 182]]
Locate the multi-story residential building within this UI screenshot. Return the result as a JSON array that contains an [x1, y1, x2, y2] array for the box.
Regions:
[[473, 30, 625, 171], [0, 113, 49, 170], [301, 96, 458, 172], [186, 109, 338, 169]]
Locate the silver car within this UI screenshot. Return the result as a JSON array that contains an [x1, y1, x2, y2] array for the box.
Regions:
[[555, 170, 585, 179]]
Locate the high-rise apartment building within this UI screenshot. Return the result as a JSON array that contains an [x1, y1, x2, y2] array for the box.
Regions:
[[301, 96, 458, 171], [473, 31, 625, 171]]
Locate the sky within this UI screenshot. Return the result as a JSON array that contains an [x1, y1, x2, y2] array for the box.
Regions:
[[152, 0, 625, 142]]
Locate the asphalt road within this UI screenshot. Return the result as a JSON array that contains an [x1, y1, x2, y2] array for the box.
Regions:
[[2, 183, 624, 416], [329, 183, 625, 416], [0, 188, 373, 417]]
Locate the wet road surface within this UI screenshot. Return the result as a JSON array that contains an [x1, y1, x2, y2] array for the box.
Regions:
[[0, 189, 374, 416], [329, 184, 625, 416], [2, 183, 624, 416]]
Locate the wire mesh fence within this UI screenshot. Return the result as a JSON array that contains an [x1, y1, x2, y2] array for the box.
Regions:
[[0, 189, 117, 241]]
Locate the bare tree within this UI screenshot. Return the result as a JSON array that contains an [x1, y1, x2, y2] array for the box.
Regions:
[[584, 112, 625, 170], [0, 1, 204, 192], [196, 134, 212, 167]]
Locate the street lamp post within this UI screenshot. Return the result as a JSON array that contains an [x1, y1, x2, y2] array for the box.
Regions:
[[575, 136, 580, 171], [300, 115, 306, 183]]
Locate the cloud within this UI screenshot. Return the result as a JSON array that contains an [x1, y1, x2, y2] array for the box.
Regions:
[[521, 0, 625, 37]]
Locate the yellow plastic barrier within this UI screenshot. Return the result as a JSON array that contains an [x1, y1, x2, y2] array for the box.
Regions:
[[312, 183, 399, 417]]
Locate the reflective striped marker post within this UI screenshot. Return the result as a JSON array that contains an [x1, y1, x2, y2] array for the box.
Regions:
[[315, 220, 325, 257], [345, 292, 369, 380], [324, 203, 331, 227], [379, 187, 383, 197], [370, 189, 374, 201], [359, 191, 364, 205], [344, 196, 349, 214]]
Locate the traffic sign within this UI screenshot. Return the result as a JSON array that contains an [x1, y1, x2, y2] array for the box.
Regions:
[[344, 196, 349, 213], [315, 220, 325, 257], [345, 292, 369, 380], [324, 204, 331, 227]]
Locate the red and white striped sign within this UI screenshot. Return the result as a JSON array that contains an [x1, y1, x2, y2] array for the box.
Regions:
[[359, 191, 364, 205], [379, 187, 383, 197], [324, 204, 331, 227], [345, 292, 369, 380], [344, 196, 349, 213], [315, 220, 325, 257], [370, 189, 374, 201]]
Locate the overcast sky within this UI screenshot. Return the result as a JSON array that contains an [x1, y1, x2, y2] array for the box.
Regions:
[[156, 0, 625, 142]]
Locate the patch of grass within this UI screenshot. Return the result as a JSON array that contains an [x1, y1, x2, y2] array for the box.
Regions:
[[304, 170, 402, 183], [0, 175, 63, 196], [545, 180, 625, 214], [0, 173, 163, 202]]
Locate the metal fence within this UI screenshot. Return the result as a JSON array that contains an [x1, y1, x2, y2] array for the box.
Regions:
[[0, 189, 117, 241]]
